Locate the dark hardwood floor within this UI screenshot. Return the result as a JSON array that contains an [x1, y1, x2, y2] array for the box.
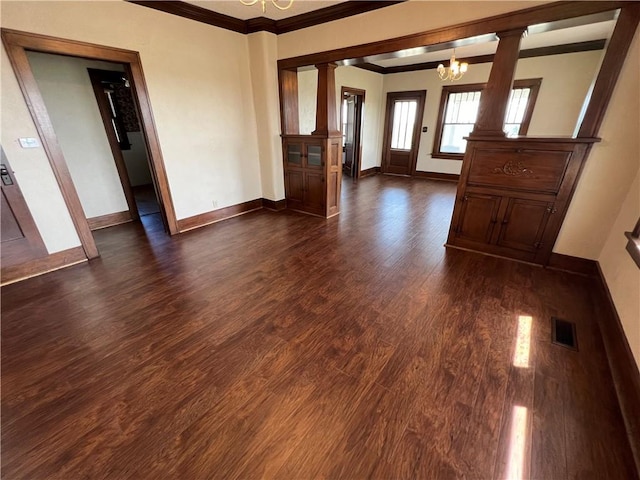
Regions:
[[1, 175, 636, 479]]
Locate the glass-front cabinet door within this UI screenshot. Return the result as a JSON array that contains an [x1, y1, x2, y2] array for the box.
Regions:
[[306, 144, 323, 168], [286, 142, 303, 167]]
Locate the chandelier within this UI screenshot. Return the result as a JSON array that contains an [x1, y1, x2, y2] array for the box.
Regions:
[[240, 0, 294, 13], [437, 50, 469, 81]]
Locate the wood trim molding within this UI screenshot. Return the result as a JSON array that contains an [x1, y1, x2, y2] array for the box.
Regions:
[[546, 252, 599, 276], [87, 211, 133, 231], [595, 262, 640, 473], [356, 39, 607, 75], [413, 171, 460, 183], [279, 68, 299, 135], [278, 2, 626, 69], [1, 32, 99, 259], [577, 3, 640, 138], [1, 246, 87, 286], [360, 166, 380, 178], [177, 199, 263, 232], [276, 1, 405, 34], [1, 28, 179, 241], [262, 198, 287, 211], [128, 0, 405, 35]]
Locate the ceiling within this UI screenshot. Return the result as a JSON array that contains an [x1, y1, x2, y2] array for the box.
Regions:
[[185, 0, 348, 21], [372, 19, 616, 68]]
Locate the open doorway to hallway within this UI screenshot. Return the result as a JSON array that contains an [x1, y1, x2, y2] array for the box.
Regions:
[[340, 86, 365, 180], [26, 52, 161, 232], [86, 68, 161, 221]]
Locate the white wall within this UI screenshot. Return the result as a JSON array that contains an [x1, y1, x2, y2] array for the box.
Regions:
[[1, 48, 81, 254], [1, 0, 263, 223], [380, 50, 601, 174], [27, 52, 130, 219]]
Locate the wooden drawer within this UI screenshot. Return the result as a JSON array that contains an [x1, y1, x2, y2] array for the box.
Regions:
[[467, 147, 572, 194]]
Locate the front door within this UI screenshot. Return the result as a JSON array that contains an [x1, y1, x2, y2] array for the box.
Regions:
[[1, 149, 48, 271], [382, 91, 426, 176]]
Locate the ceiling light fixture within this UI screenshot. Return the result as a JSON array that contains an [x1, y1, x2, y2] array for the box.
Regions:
[[437, 50, 469, 81], [239, 0, 294, 13]]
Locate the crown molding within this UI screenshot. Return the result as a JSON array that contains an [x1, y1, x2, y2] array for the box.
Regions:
[[128, 0, 405, 35], [355, 39, 607, 75]]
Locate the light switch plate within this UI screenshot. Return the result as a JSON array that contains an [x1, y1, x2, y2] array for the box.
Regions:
[[19, 137, 41, 149]]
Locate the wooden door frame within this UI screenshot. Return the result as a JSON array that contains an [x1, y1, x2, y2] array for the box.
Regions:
[[381, 90, 426, 176], [0, 148, 48, 265], [87, 68, 140, 223], [340, 86, 365, 180], [1, 29, 178, 260]]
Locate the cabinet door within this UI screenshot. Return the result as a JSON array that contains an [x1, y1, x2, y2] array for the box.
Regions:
[[285, 141, 304, 168], [496, 197, 552, 252], [285, 170, 304, 206], [305, 143, 324, 169], [304, 171, 325, 214], [455, 193, 502, 244]]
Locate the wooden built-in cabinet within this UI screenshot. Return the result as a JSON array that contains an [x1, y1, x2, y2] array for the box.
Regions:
[[447, 137, 598, 265], [282, 135, 342, 217]]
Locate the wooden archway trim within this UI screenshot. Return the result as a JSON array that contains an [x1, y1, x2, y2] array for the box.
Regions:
[[1, 28, 179, 261]]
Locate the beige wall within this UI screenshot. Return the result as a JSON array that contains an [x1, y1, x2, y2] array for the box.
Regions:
[[298, 66, 384, 171], [248, 31, 285, 201], [1, 48, 81, 254], [1, 0, 263, 224], [298, 69, 318, 135], [599, 172, 640, 368], [380, 50, 601, 174], [27, 52, 130, 219], [123, 132, 153, 187], [555, 32, 640, 259], [335, 66, 384, 171]]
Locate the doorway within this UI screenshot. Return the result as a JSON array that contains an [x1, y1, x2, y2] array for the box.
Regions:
[[340, 87, 365, 180], [381, 90, 426, 176], [87, 68, 160, 222], [2, 29, 177, 260]]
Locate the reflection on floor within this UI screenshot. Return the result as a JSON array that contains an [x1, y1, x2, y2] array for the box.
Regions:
[[1, 174, 636, 479], [132, 184, 160, 217]]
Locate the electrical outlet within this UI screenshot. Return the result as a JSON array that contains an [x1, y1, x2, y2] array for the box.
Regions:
[[212, 200, 218, 209]]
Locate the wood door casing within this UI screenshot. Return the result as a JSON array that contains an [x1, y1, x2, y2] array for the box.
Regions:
[[340, 87, 365, 180], [2, 28, 178, 249], [87, 68, 139, 224], [381, 90, 426, 176], [1, 152, 48, 270]]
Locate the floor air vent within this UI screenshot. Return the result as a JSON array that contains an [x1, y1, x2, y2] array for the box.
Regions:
[[551, 317, 578, 351]]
